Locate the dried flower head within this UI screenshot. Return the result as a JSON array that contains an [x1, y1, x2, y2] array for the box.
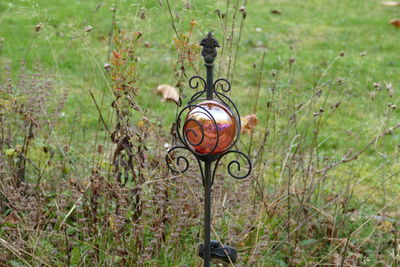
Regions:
[[374, 82, 382, 90], [84, 25, 93, 32], [35, 23, 43, 32], [140, 7, 146, 20], [385, 82, 394, 97], [239, 6, 247, 18], [184, 0, 192, 9], [215, 9, 222, 18], [370, 91, 377, 100], [331, 101, 341, 110]]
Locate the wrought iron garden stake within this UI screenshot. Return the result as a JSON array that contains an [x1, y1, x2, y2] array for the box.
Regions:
[[166, 32, 251, 266]]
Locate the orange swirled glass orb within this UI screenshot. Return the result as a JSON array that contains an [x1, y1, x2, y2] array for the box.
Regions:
[[183, 100, 238, 155]]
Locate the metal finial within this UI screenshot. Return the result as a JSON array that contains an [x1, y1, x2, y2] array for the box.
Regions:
[[200, 32, 220, 64]]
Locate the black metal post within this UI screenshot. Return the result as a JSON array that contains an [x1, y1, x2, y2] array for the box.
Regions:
[[166, 32, 251, 266], [201, 32, 219, 267], [206, 64, 213, 100], [204, 161, 212, 267]]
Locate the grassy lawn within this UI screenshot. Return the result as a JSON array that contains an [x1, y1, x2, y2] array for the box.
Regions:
[[1, 0, 398, 144], [1, 0, 400, 265], [1, 0, 399, 188]]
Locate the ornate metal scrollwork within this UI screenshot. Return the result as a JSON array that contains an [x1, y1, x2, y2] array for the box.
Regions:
[[165, 146, 191, 174], [166, 32, 251, 266], [165, 78, 251, 184], [212, 150, 252, 184], [165, 146, 204, 182], [213, 78, 231, 93]]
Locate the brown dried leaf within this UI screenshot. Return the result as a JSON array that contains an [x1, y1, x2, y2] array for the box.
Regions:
[[241, 114, 259, 134], [156, 84, 180, 105], [382, 1, 400, 6], [389, 19, 400, 27]]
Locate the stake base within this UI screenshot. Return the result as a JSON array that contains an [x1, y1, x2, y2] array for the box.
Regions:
[[198, 240, 237, 263]]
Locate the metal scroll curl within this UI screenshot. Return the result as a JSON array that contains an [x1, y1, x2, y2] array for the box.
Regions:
[[176, 104, 221, 157], [213, 78, 231, 93], [189, 76, 207, 103], [214, 92, 241, 134], [165, 146, 191, 174], [189, 76, 206, 90], [212, 150, 252, 184], [165, 146, 204, 179], [166, 73, 251, 186], [212, 80, 242, 148]]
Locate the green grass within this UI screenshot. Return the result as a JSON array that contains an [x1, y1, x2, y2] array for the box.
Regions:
[[1, 0, 398, 148]]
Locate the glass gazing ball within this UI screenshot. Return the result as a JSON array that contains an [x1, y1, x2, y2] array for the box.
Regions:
[[183, 100, 238, 155]]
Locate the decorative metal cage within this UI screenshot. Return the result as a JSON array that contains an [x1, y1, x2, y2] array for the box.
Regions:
[[165, 32, 252, 266]]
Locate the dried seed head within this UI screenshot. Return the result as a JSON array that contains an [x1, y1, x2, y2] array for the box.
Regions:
[[336, 77, 344, 84], [215, 9, 222, 18], [290, 114, 296, 123], [339, 51, 345, 57], [289, 57, 296, 65], [140, 116, 151, 125], [190, 19, 197, 27], [374, 82, 382, 90], [385, 82, 394, 97], [83, 25, 93, 32], [140, 7, 146, 20], [331, 101, 341, 110], [370, 91, 377, 100], [135, 31, 143, 40], [239, 6, 247, 18], [184, 0, 192, 9], [35, 23, 43, 32]]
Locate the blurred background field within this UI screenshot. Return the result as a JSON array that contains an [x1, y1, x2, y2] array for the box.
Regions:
[[0, 0, 400, 266]]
